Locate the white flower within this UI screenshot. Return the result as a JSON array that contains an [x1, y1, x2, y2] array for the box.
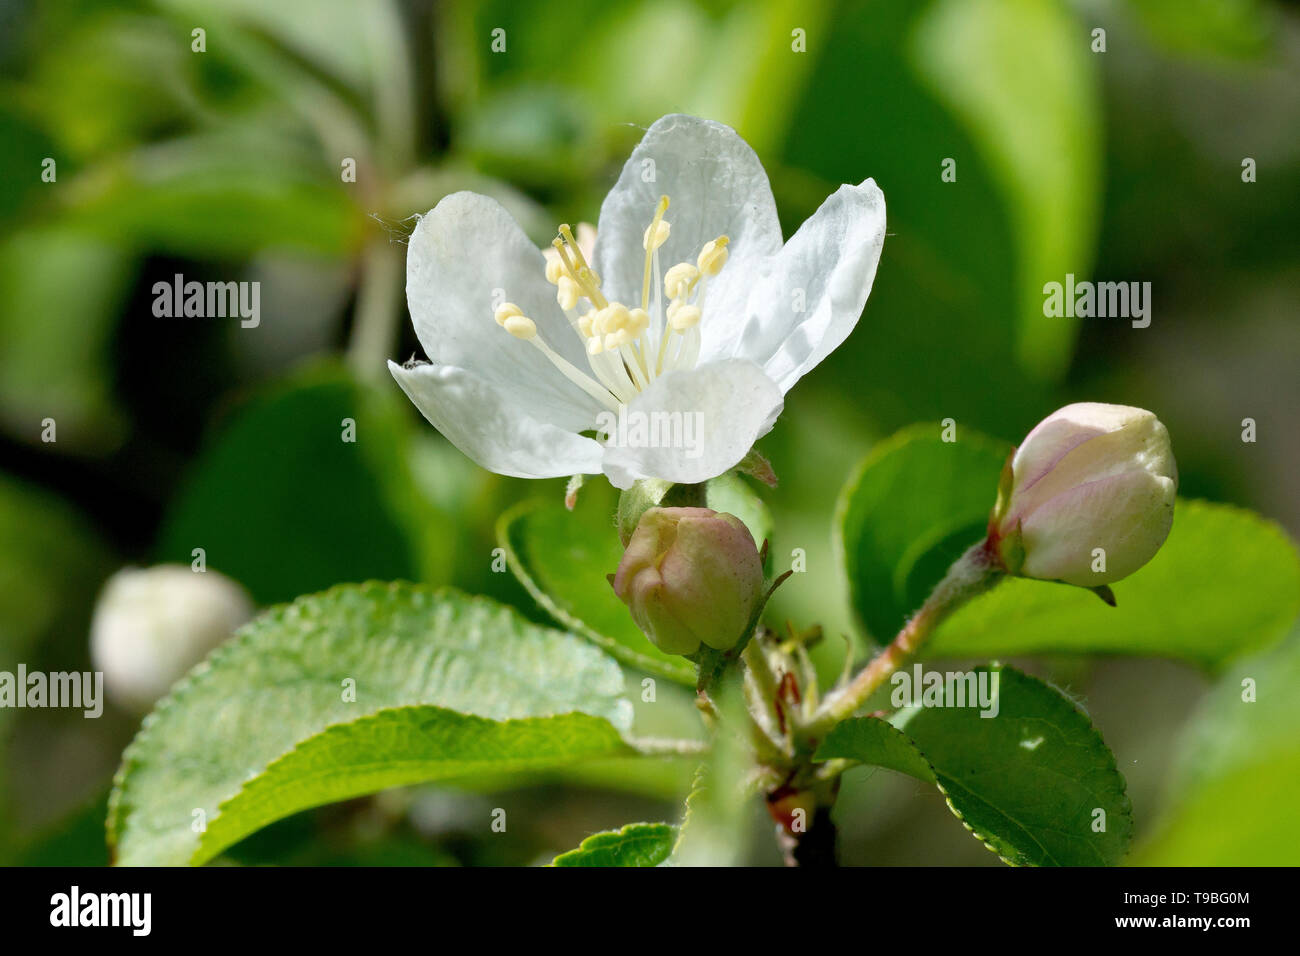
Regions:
[[90, 565, 253, 711], [389, 114, 886, 489], [991, 402, 1178, 587]]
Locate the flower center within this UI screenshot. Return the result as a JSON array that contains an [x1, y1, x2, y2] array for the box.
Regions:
[[492, 195, 729, 413]]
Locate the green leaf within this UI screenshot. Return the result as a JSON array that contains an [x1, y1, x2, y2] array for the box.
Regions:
[[835, 424, 1010, 643], [929, 500, 1300, 670], [108, 584, 634, 866], [202, 708, 630, 865], [837, 425, 1300, 670], [496, 481, 696, 685], [0, 228, 132, 450], [815, 714, 936, 784], [911, 0, 1101, 380], [67, 132, 356, 259], [818, 666, 1133, 866], [551, 822, 676, 867], [1135, 632, 1300, 865], [156, 363, 456, 606], [778, 0, 1058, 434]]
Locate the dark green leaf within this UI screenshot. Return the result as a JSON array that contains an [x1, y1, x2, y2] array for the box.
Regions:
[[818, 666, 1132, 866], [156, 364, 453, 606], [497, 481, 696, 684], [835, 424, 1009, 642]]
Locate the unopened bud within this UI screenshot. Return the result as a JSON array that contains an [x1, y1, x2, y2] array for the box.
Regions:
[[990, 403, 1177, 587], [90, 565, 254, 711], [611, 507, 764, 656]]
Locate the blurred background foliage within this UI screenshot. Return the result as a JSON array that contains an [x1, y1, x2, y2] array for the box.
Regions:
[[1, 0, 1297, 865]]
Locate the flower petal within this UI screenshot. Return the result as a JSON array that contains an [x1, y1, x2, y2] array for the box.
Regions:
[[592, 115, 782, 312], [389, 360, 603, 480], [1019, 469, 1177, 586], [1008, 406, 1176, 526], [599, 359, 783, 489], [406, 191, 601, 432], [703, 180, 886, 393]]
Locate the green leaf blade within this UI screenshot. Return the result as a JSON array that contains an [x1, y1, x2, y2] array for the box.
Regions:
[[202, 708, 631, 866], [835, 425, 1010, 643], [497, 484, 696, 685], [837, 425, 1300, 669], [108, 584, 633, 866], [929, 500, 1300, 670], [819, 666, 1132, 866], [552, 822, 676, 867]]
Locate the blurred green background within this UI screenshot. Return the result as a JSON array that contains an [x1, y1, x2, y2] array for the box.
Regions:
[[1, 0, 1297, 865]]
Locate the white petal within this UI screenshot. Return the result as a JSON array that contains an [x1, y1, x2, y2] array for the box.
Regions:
[[406, 191, 601, 433], [599, 359, 783, 489], [389, 360, 604, 480], [703, 180, 886, 393], [1020, 470, 1176, 586], [592, 115, 782, 311]]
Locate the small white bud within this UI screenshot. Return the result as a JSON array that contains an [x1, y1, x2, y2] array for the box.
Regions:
[[90, 565, 253, 711], [990, 403, 1177, 587]]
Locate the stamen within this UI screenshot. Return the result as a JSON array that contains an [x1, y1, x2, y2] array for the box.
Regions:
[[551, 236, 607, 309], [641, 196, 670, 311], [698, 236, 729, 276], [529, 333, 621, 412], [664, 263, 699, 301]]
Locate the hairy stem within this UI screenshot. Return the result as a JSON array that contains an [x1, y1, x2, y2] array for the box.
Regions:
[[807, 539, 1004, 736]]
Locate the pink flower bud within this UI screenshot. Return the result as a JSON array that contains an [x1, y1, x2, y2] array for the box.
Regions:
[[991, 402, 1177, 587], [611, 507, 764, 656]]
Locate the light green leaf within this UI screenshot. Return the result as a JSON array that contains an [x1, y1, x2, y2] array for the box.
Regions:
[[818, 666, 1132, 866], [1135, 632, 1300, 865], [0, 228, 131, 450], [911, 0, 1101, 380], [930, 500, 1300, 670], [837, 425, 1300, 670], [551, 822, 676, 867], [835, 424, 1009, 643], [202, 708, 631, 865], [108, 584, 634, 866], [497, 481, 696, 685]]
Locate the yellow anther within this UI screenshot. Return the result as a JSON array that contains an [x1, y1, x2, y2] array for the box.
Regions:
[[503, 314, 537, 339], [641, 195, 671, 311], [664, 262, 699, 300], [698, 236, 729, 276], [544, 253, 564, 285], [558, 224, 598, 282], [628, 307, 650, 335], [551, 239, 605, 310], [605, 328, 634, 350], [494, 302, 524, 327], [597, 302, 631, 334], [643, 219, 671, 252], [587, 336, 605, 355], [556, 276, 580, 311], [668, 303, 701, 331], [578, 310, 596, 337]]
